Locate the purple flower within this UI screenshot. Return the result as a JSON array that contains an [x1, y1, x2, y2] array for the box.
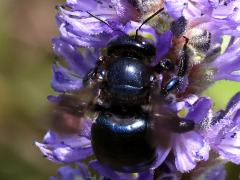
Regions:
[[49, 163, 90, 180], [186, 36, 240, 94], [35, 119, 93, 163], [52, 38, 97, 76], [209, 38, 240, 82], [164, 0, 240, 37], [56, 0, 144, 48], [171, 96, 212, 172], [163, 0, 240, 95], [203, 92, 240, 164], [35, 0, 240, 179], [51, 38, 98, 92]]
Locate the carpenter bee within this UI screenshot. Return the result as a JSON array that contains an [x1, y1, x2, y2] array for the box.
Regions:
[[51, 7, 211, 173]]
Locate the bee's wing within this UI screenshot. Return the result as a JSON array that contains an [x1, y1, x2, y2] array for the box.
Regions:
[[149, 97, 175, 147], [49, 87, 98, 135], [149, 93, 195, 148]]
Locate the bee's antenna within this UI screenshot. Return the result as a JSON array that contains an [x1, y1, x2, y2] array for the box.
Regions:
[[135, 8, 164, 38], [86, 11, 111, 27], [86, 11, 125, 35]]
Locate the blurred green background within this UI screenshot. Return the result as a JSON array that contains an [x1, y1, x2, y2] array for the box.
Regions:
[[0, 0, 239, 179]]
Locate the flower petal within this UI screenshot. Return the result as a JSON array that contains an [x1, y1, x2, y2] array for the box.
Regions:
[[52, 38, 95, 75], [43, 130, 59, 144], [165, 0, 240, 37], [201, 93, 240, 165], [66, 0, 113, 13], [214, 125, 240, 164], [51, 63, 83, 93], [53, 146, 92, 163], [151, 146, 171, 169], [54, 163, 90, 180], [57, 166, 81, 180], [211, 38, 240, 82], [185, 97, 212, 124], [164, 0, 188, 19], [152, 30, 173, 66], [111, 0, 141, 22], [35, 142, 59, 163], [56, 2, 124, 48], [173, 131, 210, 172], [225, 92, 240, 114], [36, 123, 93, 163], [171, 94, 199, 111], [209, 92, 240, 130]]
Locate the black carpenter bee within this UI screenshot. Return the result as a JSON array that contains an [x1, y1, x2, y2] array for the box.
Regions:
[[51, 8, 211, 173]]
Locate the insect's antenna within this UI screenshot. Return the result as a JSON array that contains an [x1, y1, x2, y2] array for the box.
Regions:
[[87, 11, 111, 27], [86, 11, 125, 35], [135, 8, 164, 38]]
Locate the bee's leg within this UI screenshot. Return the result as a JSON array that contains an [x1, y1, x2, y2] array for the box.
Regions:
[[83, 57, 107, 87], [162, 37, 189, 95]]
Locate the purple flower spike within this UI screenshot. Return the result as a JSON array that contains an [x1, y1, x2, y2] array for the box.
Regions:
[[36, 0, 240, 178], [204, 92, 240, 164]]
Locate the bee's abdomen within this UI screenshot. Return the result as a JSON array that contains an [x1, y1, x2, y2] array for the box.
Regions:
[[91, 111, 156, 173]]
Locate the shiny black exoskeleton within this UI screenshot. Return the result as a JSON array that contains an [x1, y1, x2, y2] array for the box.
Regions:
[[91, 110, 155, 172], [73, 7, 205, 173], [89, 34, 192, 172], [107, 57, 151, 105], [105, 35, 155, 105], [90, 35, 159, 172]]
